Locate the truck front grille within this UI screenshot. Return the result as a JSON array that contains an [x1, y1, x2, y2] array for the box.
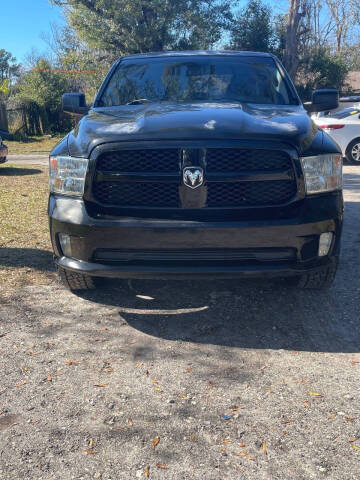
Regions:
[[92, 147, 297, 210], [93, 182, 179, 207]]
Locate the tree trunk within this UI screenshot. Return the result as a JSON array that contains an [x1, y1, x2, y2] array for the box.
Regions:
[[283, 0, 303, 80]]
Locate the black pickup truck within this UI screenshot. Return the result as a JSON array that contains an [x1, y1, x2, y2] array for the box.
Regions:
[[49, 51, 343, 291]]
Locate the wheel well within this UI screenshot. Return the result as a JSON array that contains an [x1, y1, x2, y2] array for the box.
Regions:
[[346, 137, 360, 154]]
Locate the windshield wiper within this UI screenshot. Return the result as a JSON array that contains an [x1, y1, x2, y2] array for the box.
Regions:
[[126, 98, 152, 105]]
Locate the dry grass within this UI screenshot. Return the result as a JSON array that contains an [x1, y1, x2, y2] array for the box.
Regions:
[[6, 136, 63, 155], [0, 164, 56, 287]]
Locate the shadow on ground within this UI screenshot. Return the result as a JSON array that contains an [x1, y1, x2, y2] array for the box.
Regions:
[[0, 167, 43, 176], [0, 248, 54, 271], [73, 265, 359, 354]]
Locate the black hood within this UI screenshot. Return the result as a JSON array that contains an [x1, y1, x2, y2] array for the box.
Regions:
[[67, 102, 321, 157]]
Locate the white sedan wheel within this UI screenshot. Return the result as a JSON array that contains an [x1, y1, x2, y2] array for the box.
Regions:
[[351, 142, 360, 162]]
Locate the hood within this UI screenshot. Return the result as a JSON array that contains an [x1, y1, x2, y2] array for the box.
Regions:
[[67, 102, 320, 157]]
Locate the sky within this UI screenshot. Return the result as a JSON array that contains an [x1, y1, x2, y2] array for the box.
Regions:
[[1, 0, 291, 66], [1, 0, 65, 64]]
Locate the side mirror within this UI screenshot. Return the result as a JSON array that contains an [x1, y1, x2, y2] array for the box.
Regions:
[[304, 89, 339, 113], [62, 93, 89, 115]]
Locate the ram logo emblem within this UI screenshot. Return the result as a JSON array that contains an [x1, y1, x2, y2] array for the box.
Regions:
[[183, 167, 204, 189]]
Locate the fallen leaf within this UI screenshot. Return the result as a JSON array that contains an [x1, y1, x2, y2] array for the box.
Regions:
[[344, 417, 355, 422], [178, 394, 188, 399], [15, 380, 27, 387], [84, 450, 96, 455], [348, 438, 357, 443], [221, 439, 231, 444], [0, 388, 7, 394], [350, 360, 360, 366], [243, 382, 249, 388], [94, 384, 108, 388], [0, 411, 3, 416], [282, 419, 295, 424], [291, 350, 297, 355], [260, 365, 266, 371], [152, 436, 160, 449], [89, 439, 94, 448], [308, 391, 323, 397], [156, 463, 169, 469], [135, 362, 143, 368], [303, 400, 311, 408], [233, 450, 254, 460], [352, 444, 360, 451], [145, 465, 150, 477], [144, 421, 153, 425], [103, 368, 114, 373], [154, 386, 163, 392], [208, 381, 216, 387], [189, 434, 195, 441], [185, 367, 193, 373], [151, 379, 158, 384], [262, 441, 267, 454], [128, 418, 134, 426], [239, 443, 246, 447], [66, 360, 79, 366], [47, 374, 52, 382], [264, 388, 273, 393], [328, 413, 336, 419]]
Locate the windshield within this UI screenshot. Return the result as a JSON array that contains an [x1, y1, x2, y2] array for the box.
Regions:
[[332, 107, 360, 119], [98, 56, 298, 107]]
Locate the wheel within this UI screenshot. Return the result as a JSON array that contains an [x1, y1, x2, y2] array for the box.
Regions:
[[346, 139, 360, 164], [58, 266, 97, 291], [0, 157, 6, 164], [296, 257, 338, 289]]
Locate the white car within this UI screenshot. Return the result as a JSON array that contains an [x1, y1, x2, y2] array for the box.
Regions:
[[312, 107, 360, 164]]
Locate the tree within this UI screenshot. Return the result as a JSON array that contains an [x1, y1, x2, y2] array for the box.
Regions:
[[282, 0, 306, 79], [325, 0, 360, 53], [42, 24, 110, 101], [15, 58, 72, 133], [296, 48, 349, 99], [229, 0, 274, 52], [50, 0, 233, 55], [0, 49, 20, 83]]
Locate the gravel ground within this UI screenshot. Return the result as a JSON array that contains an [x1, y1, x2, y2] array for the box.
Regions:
[[0, 166, 359, 480]]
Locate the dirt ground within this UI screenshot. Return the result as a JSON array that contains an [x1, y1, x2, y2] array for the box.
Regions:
[[0, 165, 359, 480]]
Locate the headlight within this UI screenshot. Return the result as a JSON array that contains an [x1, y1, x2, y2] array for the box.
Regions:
[[300, 154, 342, 194], [49, 155, 88, 196]]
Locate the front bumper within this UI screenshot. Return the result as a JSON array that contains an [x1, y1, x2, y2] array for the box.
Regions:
[[49, 193, 343, 280]]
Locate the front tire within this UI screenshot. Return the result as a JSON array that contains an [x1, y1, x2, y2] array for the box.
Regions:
[[296, 257, 338, 289], [58, 266, 97, 291], [346, 139, 360, 164]]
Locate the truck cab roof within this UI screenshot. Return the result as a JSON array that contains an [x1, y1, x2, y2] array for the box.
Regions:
[[120, 50, 275, 61]]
